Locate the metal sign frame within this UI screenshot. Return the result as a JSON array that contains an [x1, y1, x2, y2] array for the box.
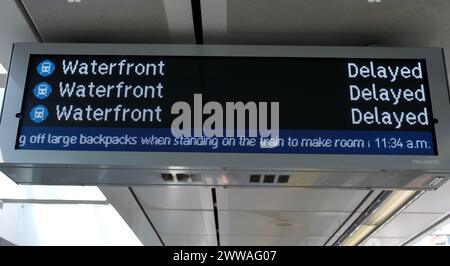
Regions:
[[0, 43, 449, 187]]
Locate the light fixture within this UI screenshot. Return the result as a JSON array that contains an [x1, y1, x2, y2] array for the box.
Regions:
[[364, 191, 415, 226], [0, 63, 7, 74], [343, 225, 376, 246], [340, 190, 416, 246]]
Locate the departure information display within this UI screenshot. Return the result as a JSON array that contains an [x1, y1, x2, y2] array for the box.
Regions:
[[16, 54, 437, 155]]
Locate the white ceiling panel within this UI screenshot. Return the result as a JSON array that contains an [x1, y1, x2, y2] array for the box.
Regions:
[[21, 0, 194, 43], [404, 180, 450, 214], [162, 234, 216, 246], [100, 187, 139, 211], [146, 210, 216, 235], [221, 235, 328, 246], [362, 237, 408, 246], [374, 213, 444, 238], [216, 188, 368, 212], [134, 186, 213, 210], [274, 236, 328, 246], [219, 210, 349, 237], [221, 235, 298, 246]]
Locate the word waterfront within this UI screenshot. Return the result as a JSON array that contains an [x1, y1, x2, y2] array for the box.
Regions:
[[62, 59, 166, 76], [56, 104, 163, 122], [58, 81, 164, 99]]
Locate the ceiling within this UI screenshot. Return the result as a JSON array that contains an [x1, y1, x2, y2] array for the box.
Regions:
[[21, 0, 187, 43], [203, 0, 450, 46], [101, 183, 450, 246], [100, 186, 372, 246], [0, 0, 450, 245]]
